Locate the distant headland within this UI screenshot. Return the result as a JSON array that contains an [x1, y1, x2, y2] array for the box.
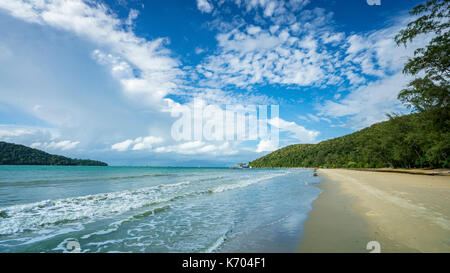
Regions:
[[0, 141, 107, 166]]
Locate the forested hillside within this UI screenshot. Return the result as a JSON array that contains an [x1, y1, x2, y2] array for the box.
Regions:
[[0, 142, 108, 166], [249, 112, 449, 169]]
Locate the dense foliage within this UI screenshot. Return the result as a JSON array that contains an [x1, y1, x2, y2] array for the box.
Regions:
[[250, 112, 449, 169], [251, 0, 449, 169], [395, 0, 449, 115], [395, 0, 449, 133], [0, 142, 108, 166]]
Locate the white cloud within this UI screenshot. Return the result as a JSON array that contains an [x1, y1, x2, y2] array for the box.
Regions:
[[0, 0, 181, 107], [321, 32, 344, 44], [111, 139, 134, 152], [287, 0, 310, 11], [269, 117, 319, 143], [132, 136, 164, 151], [92, 50, 133, 78], [111, 135, 164, 152], [316, 17, 430, 129], [0, 126, 79, 151], [0, 126, 42, 139], [317, 72, 410, 129], [31, 140, 80, 151], [197, 7, 429, 94], [263, 1, 276, 17], [232, 0, 310, 18], [343, 18, 430, 80], [197, 25, 339, 88], [0, 125, 60, 146], [125, 8, 139, 27], [256, 139, 278, 153], [196, 0, 213, 13], [166, 87, 273, 109], [155, 141, 238, 155], [303, 114, 331, 123], [346, 34, 369, 55], [195, 47, 206, 54]]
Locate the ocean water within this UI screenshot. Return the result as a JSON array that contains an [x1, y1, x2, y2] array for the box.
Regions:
[[0, 166, 321, 253]]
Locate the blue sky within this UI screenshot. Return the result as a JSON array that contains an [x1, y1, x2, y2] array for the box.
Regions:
[[0, 0, 427, 166]]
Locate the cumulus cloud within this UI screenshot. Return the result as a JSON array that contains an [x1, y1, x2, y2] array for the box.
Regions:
[[111, 139, 134, 152], [0, 0, 181, 107], [256, 139, 278, 153], [196, 0, 213, 13], [111, 136, 164, 152], [194, 5, 357, 90], [196, 5, 428, 96], [197, 25, 338, 88], [269, 117, 319, 143]]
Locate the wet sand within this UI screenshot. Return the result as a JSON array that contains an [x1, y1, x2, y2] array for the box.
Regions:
[[299, 169, 450, 253]]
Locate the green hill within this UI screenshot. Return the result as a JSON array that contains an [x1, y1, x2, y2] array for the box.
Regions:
[[0, 141, 108, 166], [249, 112, 449, 169]]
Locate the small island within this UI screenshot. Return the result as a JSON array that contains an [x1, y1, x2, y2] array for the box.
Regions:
[[0, 141, 108, 166]]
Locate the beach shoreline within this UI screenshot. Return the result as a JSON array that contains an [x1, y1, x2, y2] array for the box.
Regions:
[[299, 169, 450, 253]]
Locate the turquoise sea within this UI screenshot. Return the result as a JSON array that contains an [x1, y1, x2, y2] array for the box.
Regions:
[[0, 166, 321, 253]]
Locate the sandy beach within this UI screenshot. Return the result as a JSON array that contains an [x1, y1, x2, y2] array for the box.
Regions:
[[299, 169, 450, 253]]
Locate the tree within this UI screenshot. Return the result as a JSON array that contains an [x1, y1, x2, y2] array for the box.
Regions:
[[395, 0, 449, 117]]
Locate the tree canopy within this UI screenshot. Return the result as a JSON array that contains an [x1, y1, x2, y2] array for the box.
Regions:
[[395, 0, 449, 118]]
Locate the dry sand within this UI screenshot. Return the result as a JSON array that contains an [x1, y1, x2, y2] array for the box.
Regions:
[[299, 169, 450, 253]]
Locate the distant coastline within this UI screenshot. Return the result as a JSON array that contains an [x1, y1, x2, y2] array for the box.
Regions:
[[0, 141, 107, 166]]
